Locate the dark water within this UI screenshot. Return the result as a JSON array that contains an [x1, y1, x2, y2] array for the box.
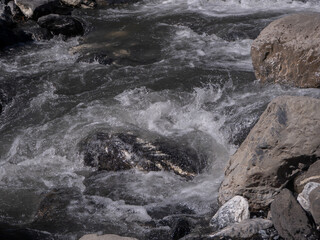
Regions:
[[0, 0, 320, 239]]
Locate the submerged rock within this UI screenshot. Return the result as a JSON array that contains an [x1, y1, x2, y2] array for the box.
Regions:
[[297, 182, 320, 212], [80, 132, 206, 179], [271, 189, 318, 240], [31, 188, 83, 232], [210, 218, 273, 239], [37, 14, 84, 37], [210, 196, 250, 230], [219, 96, 320, 211], [79, 234, 138, 240], [251, 12, 320, 88]]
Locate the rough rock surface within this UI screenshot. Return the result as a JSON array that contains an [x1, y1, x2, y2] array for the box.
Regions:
[[80, 132, 206, 179], [37, 14, 84, 37], [210, 196, 250, 230], [210, 218, 273, 239], [251, 12, 320, 88], [79, 234, 138, 240], [294, 160, 320, 193], [219, 95, 320, 210], [297, 182, 320, 212], [14, 0, 61, 19], [271, 189, 318, 240], [61, 0, 96, 8], [310, 187, 320, 229]]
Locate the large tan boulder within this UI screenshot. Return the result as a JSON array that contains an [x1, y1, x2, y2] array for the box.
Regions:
[[251, 12, 320, 88], [219, 96, 320, 211]]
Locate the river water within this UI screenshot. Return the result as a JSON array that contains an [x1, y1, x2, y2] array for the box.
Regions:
[[0, 0, 320, 239]]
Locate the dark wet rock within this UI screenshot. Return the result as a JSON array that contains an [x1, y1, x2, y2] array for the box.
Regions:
[[251, 12, 320, 88], [14, 0, 72, 20], [61, 0, 96, 8], [144, 227, 171, 240], [31, 188, 83, 232], [210, 196, 250, 230], [294, 160, 320, 193], [310, 187, 320, 229], [0, 223, 54, 240], [297, 182, 320, 212], [0, 4, 33, 48], [146, 204, 195, 220], [0, 24, 32, 49], [0, 3, 14, 25], [80, 132, 206, 179], [37, 14, 84, 37], [219, 96, 320, 211], [20, 20, 53, 40], [211, 218, 273, 239], [7, 1, 24, 21], [271, 189, 319, 240], [171, 218, 191, 240]]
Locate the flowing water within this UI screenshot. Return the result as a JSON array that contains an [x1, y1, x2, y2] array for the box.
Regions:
[[0, 0, 320, 239]]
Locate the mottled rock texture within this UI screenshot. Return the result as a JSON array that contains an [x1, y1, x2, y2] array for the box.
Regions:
[[210, 218, 273, 239], [219, 96, 320, 211], [80, 132, 206, 179], [271, 189, 319, 240], [210, 196, 250, 230], [251, 12, 320, 88]]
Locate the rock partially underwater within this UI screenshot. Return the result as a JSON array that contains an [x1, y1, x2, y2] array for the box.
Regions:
[[79, 132, 207, 179]]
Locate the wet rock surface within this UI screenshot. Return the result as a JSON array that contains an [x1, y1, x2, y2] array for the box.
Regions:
[[219, 96, 320, 211], [80, 132, 206, 179], [251, 12, 320, 88], [37, 13, 84, 37], [271, 189, 318, 240], [0, 3, 32, 48]]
